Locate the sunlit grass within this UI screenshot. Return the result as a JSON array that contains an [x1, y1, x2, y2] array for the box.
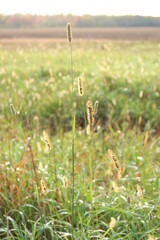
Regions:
[[0, 40, 160, 239]]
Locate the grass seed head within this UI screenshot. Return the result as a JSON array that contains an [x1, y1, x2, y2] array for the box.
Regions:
[[43, 130, 51, 151], [107, 149, 121, 178], [62, 176, 68, 188], [78, 77, 84, 96], [94, 101, 99, 115], [149, 211, 153, 220], [10, 103, 17, 115], [109, 217, 117, 229], [127, 196, 131, 204], [40, 179, 47, 194], [67, 23, 72, 42], [137, 184, 143, 199], [86, 100, 94, 125], [62, 176, 72, 188]]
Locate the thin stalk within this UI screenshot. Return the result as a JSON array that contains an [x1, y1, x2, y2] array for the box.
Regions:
[[69, 38, 75, 239], [82, 96, 87, 132], [88, 126, 94, 231], [71, 114, 75, 239], [91, 126, 94, 232], [103, 227, 111, 238], [70, 44, 74, 108]]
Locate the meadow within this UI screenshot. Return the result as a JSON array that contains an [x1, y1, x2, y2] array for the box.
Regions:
[[0, 37, 160, 239]]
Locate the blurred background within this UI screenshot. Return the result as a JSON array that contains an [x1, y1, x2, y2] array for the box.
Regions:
[[0, 0, 160, 40]]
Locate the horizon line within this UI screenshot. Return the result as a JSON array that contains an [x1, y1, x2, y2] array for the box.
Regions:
[[0, 13, 160, 18]]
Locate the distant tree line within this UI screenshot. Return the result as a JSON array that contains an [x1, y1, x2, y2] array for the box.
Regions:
[[0, 14, 160, 28]]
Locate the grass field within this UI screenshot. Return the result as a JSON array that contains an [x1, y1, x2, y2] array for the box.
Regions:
[[0, 38, 160, 239]]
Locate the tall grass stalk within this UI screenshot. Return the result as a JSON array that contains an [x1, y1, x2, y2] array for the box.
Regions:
[[86, 99, 95, 231], [82, 96, 87, 132], [67, 22, 75, 239], [91, 126, 95, 232]]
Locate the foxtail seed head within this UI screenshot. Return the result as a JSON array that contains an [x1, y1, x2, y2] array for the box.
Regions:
[[137, 184, 143, 199], [86, 100, 94, 125], [107, 149, 121, 178], [67, 23, 72, 42], [109, 217, 117, 229], [43, 130, 51, 151], [62, 176, 68, 188], [127, 196, 131, 204], [10, 104, 17, 115], [94, 101, 99, 115], [62, 176, 72, 188], [40, 179, 47, 194], [149, 211, 153, 220], [78, 77, 84, 96]]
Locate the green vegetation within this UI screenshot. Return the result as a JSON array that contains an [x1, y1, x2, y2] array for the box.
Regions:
[[1, 14, 160, 28], [0, 40, 160, 239]]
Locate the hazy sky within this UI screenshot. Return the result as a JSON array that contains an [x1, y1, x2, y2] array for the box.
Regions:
[[0, 0, 159, 16]]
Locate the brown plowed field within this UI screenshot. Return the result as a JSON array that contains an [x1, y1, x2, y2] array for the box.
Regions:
[[0, 27, 160, 40]]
